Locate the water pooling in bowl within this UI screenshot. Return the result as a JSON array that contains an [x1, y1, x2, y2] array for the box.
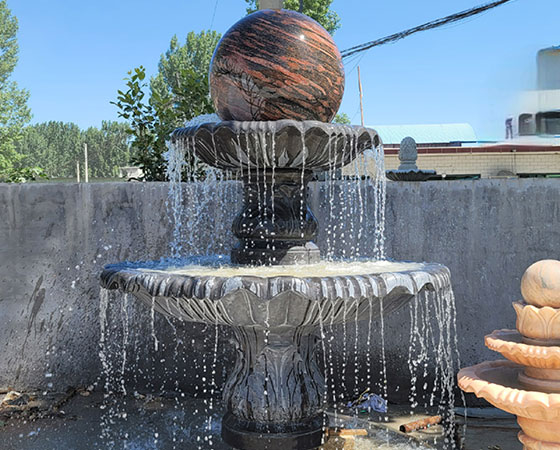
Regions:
[[139, 259, 425, 278]]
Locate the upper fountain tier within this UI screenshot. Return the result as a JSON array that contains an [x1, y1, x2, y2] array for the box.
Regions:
[[170, 120, 380, 265], [168, 8, 379, 265], [171, 120, 379, 172]]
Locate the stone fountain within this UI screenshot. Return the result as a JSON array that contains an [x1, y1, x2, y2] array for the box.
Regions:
[[101, 4, 452, 450], [458, 259, 560, 449]]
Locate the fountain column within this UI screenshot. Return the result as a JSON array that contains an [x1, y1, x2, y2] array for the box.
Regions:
[[222, 324, 325, 449], [231, 169, 320, 265]]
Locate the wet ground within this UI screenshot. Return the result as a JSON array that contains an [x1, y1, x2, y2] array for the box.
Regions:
[[0, 391, 521, 449]]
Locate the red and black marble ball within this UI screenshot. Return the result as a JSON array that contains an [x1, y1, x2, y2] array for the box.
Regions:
[[209, 9, 345, 123]]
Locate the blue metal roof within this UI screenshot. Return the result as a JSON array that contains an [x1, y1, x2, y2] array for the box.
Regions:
[[368, 123, 477, 145]]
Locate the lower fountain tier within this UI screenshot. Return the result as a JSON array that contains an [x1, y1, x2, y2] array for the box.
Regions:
[[100, 258, 449, 327], [101, 258, 450, 450], [458, 360, 560, 449]]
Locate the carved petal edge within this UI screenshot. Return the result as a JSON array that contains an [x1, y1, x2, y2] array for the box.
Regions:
[[485, 329, 560, 369], [100, 262, 448, 302], [514, 302, 560, 340], [99, 262, 449, 326], [458, 360, 560, 421], [170, 120, 381, 171]]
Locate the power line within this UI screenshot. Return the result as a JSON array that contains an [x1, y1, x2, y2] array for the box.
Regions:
[[210, 0, 219, 30], [341, 0, 517, 60]]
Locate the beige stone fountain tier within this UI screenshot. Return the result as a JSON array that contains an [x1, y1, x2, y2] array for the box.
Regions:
[[458, 259, 560, 449]]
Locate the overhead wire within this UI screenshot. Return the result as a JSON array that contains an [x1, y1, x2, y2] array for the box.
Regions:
[[341, 0, 517, 60], [210, 0, 219, 30]]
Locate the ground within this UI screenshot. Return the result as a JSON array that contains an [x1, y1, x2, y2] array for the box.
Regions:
[[0, 391, 521, 449]]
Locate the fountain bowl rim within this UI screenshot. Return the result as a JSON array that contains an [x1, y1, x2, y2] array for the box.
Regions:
[[458, 359, 560, 421], [99, 259, 449, 302]]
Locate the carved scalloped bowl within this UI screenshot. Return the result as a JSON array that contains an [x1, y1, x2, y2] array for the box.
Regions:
[[170, 120, 380, 171], [514, 302, 560, 341], [485, 329, 560, 369], [458, 360, 560, 422], [100, 260, 448, 329]]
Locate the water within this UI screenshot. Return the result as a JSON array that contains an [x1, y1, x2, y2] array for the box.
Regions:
[[140, 258, 424, 278], [164, 113, 223, 257], [405, 270, 464, 445]]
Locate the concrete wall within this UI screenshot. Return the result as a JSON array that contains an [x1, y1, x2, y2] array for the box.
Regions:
[[1, 179, 559, 403]]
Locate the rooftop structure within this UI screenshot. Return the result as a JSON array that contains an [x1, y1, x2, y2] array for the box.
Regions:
[[371, 123, 477, 147]]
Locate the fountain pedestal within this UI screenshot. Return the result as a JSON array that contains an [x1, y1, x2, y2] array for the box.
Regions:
[[222, 326, 324, 449], [232, 170, 320, 265]]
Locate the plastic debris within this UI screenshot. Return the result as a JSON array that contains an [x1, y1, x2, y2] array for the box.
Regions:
[[346, 388, 387, 413]]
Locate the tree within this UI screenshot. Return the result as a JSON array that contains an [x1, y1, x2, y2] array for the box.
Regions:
[[334, 112, 351, 124], [0, 0, 31, 172], [15, 121, 131, 178], [113, 31, 220, 181], [245, 0, 340, 34]]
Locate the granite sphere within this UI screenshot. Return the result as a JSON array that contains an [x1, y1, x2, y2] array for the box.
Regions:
[[209, 9, 345, 122], [521, 259, 560, 308]]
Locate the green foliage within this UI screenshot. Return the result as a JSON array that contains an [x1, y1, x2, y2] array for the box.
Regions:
[[112, 67, 163, 180], [0, 0, 31, 172], [113, 31, 220, 181], [245, 0, 341, 34], [0, 166, 47, 183], [14, 121, 131, 178], [334, 112, 351, 124]]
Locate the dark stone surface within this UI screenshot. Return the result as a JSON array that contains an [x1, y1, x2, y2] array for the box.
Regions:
[[222, 412, 324, 450], [231, 170, 320, 265], [171, 120, 379, 172], [101, 259, 447, 449], [171, 120, 380, 265], [386, 169, 437, 182], [209, 10, 345, 122]]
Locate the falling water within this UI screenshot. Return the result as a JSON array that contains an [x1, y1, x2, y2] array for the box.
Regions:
[[406, 271, 463, 446], [99, 115, 464, 448], [164, 113, 221, 257], [99, 288, 130, 448]]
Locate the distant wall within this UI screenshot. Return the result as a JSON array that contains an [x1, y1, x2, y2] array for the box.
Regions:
[[385, 150, 560, 177], [1, 179, 559, 404]]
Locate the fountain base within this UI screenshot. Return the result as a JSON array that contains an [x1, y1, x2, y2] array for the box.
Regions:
[[222, 412, 324, 450], [519, 431, 560, 450]]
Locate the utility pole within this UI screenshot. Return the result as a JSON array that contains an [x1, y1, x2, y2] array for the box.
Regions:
[[358, 66, 365, 127], [299, 0, 304, 12], [84, 143, 89, 183], [76, 161, 80, 183]]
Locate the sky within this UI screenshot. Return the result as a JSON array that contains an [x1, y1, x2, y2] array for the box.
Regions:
[[9, 0, 560, 140]]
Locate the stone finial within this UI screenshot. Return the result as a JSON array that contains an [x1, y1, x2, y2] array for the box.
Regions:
[[398, 136, 418, 171], [259, 0, 284, 9], [521, 259, 560, 308]]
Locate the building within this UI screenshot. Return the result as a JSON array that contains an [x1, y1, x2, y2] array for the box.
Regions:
[[345, 120, 560, 179], [353, 47, 560, 180], [506, 46, 560, 139]]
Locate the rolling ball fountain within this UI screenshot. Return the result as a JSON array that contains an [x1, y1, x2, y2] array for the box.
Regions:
[[458, 259, 560, 449], [101, 4, 453, 450]]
